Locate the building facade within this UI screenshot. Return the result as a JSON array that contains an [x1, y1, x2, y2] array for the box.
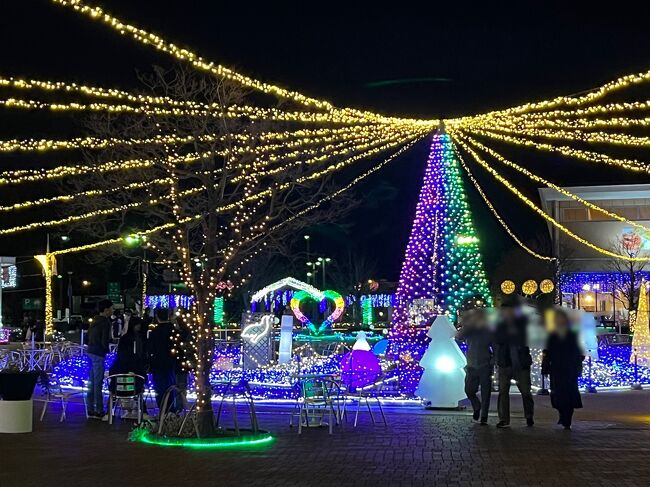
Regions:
[[539, 184, 650, 325]]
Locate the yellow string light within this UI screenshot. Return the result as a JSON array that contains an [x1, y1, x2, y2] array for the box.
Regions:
[[0, 96, 411, 126], [456, 100, 650, 130], [0, 150, 208, 185], [48, 134, 426, 258], [9, 129, 425, 239], [465, 70, 650, 119], [268, 139, 420, 232], [0, 124, 402, 185], [50, 0, 440, 129], [0, 178, 171, 213], [465, 116, 650, 131], [453, 134, 650, 262], [0, 74, 436, 129], [231, 127, 422, 182], [0, 76, 199, 108], [454, 130, 650, 233], [468, 125, 650, 148], [0, 0, 646, 327], [458, 127, 647, 172], [452, 143, 555, 262]]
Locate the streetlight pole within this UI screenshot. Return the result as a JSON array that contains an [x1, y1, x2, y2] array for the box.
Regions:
[[67, 271, 73, 320], [304, 235, 311, 283], [317, 257, 332, 289]]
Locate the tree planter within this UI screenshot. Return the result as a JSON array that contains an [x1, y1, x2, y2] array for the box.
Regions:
[[0, 371, 39, 433], [130, 428, 273, 450]]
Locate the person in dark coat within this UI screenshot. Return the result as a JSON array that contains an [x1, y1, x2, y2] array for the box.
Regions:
[[86, 299, 113, 419], [495, 301, 534, 428], [456, 308, 493, 425], [109, 317, 148, 387], [542, 309, 584, 430], [148, 309, 176, 411], [109, 317, 149, 416]]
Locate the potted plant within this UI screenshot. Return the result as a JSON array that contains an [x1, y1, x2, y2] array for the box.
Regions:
[[0, 365, 40, 433]]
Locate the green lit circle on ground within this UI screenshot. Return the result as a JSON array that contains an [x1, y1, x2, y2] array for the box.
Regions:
[[132, 430, 274, 450]]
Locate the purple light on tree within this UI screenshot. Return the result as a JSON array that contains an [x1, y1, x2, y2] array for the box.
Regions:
[[388, 129, 492, 393]]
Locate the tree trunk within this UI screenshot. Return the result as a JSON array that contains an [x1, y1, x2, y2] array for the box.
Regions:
[[627, 263, 637, 330], [194, 290, 216, 437]]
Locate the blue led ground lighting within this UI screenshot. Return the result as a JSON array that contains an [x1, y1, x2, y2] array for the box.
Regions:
[[578, 345, 650, 388], [53, 342, 650, 397]]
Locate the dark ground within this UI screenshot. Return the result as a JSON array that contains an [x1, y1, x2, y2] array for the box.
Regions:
[[2, 390, 650, 487]]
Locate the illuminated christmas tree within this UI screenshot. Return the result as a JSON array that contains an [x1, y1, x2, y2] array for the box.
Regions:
[[631, 281, 650, 366], [389, 129, 492, 393]]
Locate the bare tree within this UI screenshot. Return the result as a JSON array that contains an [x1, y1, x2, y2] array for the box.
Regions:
[[60, 66, 364, 434], [606, 235, 647, 322], [329, 249, 378, 326]]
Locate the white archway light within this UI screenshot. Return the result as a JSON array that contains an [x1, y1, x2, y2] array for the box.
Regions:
[[250, 277, 322, 303]]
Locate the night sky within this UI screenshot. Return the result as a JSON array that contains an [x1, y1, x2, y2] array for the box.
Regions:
[[1, 0, 649, 282]]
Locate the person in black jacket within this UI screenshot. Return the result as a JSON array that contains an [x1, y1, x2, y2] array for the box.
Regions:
[[456, 308, 494, 425], [86, 299, 113, 419], [109, 317, 149, 416], [109, 317, 148, 382], [542, 309, 584, 430], [148, 309, 176, 411], [495, 302, 534, 428]]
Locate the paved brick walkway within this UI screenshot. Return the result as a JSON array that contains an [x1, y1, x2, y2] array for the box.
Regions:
[[2, 391, 650, 487]]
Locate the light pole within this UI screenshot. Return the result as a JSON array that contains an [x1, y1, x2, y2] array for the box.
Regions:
[[306, 261, 317, 285], [124, 234, 147, 313], [67, 271, 73, 319], [317, 257, 332, 289], [304, 235, 312, 284]]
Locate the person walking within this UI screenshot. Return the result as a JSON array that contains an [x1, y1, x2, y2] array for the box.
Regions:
[[22, 312, 35, 341], [148, 309, 176, 411], [542, 309, 584, 430], [86, 299, 113, 419], [456, 308, 493, 425], [495, 302, 534, 428]]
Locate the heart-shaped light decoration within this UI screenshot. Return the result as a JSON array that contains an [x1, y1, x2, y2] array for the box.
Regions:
[[290, 289, 345, 335]]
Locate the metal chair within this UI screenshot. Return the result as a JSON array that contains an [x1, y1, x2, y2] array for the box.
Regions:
[[20, 349, 51, 371], [107, 373, 146, 424], [292, 377, 338, 434], [39, 373, 83, 422], [63, 344, 84, 358], [214, 380, 259, 435], [342, 373, 388, 427]]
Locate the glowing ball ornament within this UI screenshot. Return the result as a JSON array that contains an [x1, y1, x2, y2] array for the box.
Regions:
[[539, 279, 555, 294], [290, 289, 344, 335], [341, 331, 381, 389], [521, 280, 538, 296], [500, 280, 516, 295], [416, 315, 467, 408]]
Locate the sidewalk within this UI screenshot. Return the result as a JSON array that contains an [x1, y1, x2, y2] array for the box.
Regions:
[[2, 390, 650, 487]]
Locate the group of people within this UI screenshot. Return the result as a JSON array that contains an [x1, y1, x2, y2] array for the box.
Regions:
[[21, 312, 45, 342], [85, 299, 190, 420], [457, 303, 584, 430]]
